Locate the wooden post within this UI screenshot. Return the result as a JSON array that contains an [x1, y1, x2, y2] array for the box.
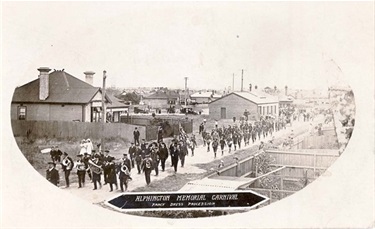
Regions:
[[313, 152, 316, 178], [101, 70, 107, 151]]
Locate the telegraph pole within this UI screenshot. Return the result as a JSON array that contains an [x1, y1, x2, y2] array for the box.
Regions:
[[232, 73, 234, 92], [241, 69, 244, 92], [184, 77, 188, 106], [101, 70, 107, 151]]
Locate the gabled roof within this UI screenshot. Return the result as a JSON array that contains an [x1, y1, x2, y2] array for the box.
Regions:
[[144, 90, 180, 99], [210, 91, 279, 105], [12, 70, 111, 104], [107, 95, 129, 108]]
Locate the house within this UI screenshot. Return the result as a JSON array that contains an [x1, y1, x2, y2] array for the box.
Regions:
[[278, 95, 294, 108], [190, 91, 222, 104], [106, 95, 130, 123], [142, 90, 180, 110], [11, 67, 111, 122], [209, 91, 279, 120]]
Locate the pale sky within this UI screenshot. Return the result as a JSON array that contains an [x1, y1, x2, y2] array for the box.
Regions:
[[2, 2, 374, 91]]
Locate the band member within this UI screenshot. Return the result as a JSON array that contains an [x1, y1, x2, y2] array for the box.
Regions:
[[219, 137, 226, 156], [212, 139, 219, 158], [157, 126, 163, 142], [141, 154, 153, 185], [227, 133, 233, 153], [134, 145, 143, 174], [150, 143, 160, 176], [158, 142, 168, 171], [140, 139, 147, 151], [75, 155, 86, 188], [133, 127, 140, 145], [232, 132, 238, 151], [118, 155, 131, 192], [102, 150, 113, 185], [46, 162, 59, 186], [82, 153, 92, 181], [128, 142, 136, 168], [259, 141, 265, 152], [90, 154, 103, 190], [179, 141, 187, 168], [190, 134, 197, 148], [106, 157, 118, 192], [205, 132, 212, 152], [170, 142, 180, 173], [61, 152, 74, 188], [188, 137, 196, 157]]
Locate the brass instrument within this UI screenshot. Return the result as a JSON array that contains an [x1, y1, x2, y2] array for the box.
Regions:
[[88, 159, 102, 174], [62, 158, 72, 169], [120, 164, 130, 176]]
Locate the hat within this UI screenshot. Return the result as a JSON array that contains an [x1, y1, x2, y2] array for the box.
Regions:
[[104, 150, 110, 153], [48, 162, 56, 166], [63, 152, 68, 156], [131, 142, 134, 144], [123, 153, 128, 156]]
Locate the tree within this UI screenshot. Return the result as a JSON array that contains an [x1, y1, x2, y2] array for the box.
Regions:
[[116, 92, 141, 104]]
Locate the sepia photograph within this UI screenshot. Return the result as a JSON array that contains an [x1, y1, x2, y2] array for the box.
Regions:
[[1, 1, 374, 228]]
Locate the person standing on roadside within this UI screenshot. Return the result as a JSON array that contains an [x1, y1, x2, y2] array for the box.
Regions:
[[133, 127, 140, 145], [46, 162, 59, 186]]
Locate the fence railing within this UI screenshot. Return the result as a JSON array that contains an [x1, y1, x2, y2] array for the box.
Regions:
[[12, 120, 147, 142], [209, 149, 339, 180]]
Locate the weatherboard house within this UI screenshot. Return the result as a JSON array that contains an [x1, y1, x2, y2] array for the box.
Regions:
[[11, 67, 111, 122], [209, 91, 279, 120]]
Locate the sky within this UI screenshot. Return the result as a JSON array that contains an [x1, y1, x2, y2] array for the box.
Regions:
[[2, 2, 374, 91]]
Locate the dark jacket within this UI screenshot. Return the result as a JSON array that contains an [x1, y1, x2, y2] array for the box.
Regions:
[[158, 147, 169, 160], [46, 168, 59, 186]]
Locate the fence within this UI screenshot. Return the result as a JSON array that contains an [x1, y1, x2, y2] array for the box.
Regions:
[[121, 115, 193, 140], [11, 120, 148, 142], [209, 149, 339, 180], [293, 128, 339, 149]]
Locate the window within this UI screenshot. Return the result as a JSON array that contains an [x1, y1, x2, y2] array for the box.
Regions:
[[267, 106, 269, 114], [18, 106, 26, 120], [270, 106, 273, 114], [263, 106, 265, 115]]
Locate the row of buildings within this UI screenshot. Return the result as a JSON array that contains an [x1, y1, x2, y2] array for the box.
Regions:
[[11, 67, 297, 123]]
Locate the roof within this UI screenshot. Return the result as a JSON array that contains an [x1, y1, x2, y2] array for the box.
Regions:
[[107, 95, 129, 108], [278, 95, 294, 102], [12, 70, 111, 104], [211, 91, 279, 105], [190, 91, 223, 99], [144, 90, 180, 100]]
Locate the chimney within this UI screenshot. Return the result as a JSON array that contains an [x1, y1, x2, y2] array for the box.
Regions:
[[249, 83, 252, 92], [38, 67, 51, 100], [285, 85, 288, 96], [255, 85, 258, 90], [84, 71, 95, 85]]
